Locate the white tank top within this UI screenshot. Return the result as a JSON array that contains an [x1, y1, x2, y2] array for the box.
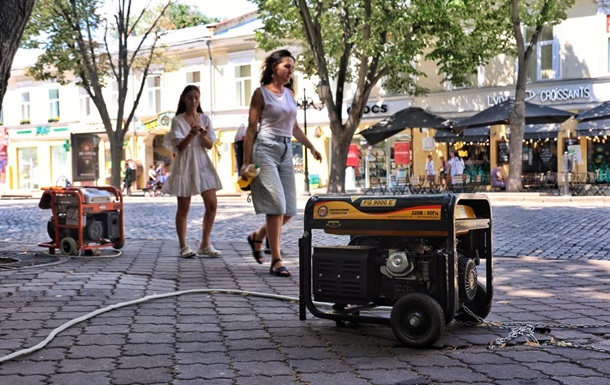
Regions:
[[258, 86, 297, 138]]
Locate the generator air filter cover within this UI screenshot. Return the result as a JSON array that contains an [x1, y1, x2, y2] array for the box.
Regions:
[[313, 245, 384, 304], [81, 188, 114, 203]]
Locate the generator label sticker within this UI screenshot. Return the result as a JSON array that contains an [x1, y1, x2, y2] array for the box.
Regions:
[[360, 199, 397, 207], [313, 201, 441, 220]]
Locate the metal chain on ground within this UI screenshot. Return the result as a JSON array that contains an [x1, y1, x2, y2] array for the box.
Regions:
[[460, 305, 610, 352]]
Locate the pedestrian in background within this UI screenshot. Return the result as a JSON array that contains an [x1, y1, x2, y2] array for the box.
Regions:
[[439, 155, 449, 190], [122, 163, 134, 196], [449, 151, 464, 176], [161, 85, 222, 258], [425, 154, 436, 183], [241, 49, 322, 277]]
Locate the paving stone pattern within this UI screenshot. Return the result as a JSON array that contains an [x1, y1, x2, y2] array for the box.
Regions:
[[0, 195, 609, 384]]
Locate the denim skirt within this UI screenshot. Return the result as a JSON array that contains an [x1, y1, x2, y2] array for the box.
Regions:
[[250, 133, 297, 216]]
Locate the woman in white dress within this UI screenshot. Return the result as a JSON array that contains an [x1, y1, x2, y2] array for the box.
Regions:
[[162, 85, 222, 258]]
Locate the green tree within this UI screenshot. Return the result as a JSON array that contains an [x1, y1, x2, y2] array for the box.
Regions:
[[253, 0, 510, 193], [165, 3, 218, 28], [506, 0, 574, 191], [22, 0, 172, 188], [0, 0, 36, 106]]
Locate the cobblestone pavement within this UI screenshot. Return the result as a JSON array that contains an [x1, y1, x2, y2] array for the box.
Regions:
[[1, 193, 610, 384]]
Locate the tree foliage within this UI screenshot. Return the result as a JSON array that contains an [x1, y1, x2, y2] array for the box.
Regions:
[[22, 0, 172, 188], [0, 0, 36, 107], [252, 0, 511, 193]]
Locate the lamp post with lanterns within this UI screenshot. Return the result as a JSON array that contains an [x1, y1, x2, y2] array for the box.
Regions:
[[297, 85, 326, 195]]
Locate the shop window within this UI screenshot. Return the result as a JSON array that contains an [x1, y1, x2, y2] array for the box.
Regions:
[[522, 140, 557, 174], [524, 26, 559, 82], [186, 71, 201, 87], [51, 145, 69, 185], [147, 75, 161, 114], [18, 147, 38, 189], [449, 143, 491, 182], [587, 138, 610, 181], [49, 89, 60, 121], [234, 64, 252, 107], [21, 92, 30, 122], [79, 87, 91, 118]]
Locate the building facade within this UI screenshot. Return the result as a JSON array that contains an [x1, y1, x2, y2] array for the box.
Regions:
[[2, 1, 610, 194]]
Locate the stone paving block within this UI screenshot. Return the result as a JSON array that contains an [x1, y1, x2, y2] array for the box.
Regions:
[[0, 359, 57, 376], [358, 369, 422, 385], [47, 372, 113, 385], [0, 374, 46, 385], [299, 371, 371, 385], [175, 363, 235, 380], [524, 361, 602, 377], [68, 344, 121, 359], [176, 341, 225, 353], [235, 376, 300, 385], [117, 354, 173, 369], [128, 332, 176, 344], [290, 358, 354, 373], [58, 357, 115, 373], [112, 367, 175, 385], [233, 360, 293, 377], [415, 366, 490, 383], [224, 338, 276, 351], [230, 348, 285, 363]]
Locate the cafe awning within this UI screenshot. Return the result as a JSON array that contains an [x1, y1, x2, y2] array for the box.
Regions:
[[576, 118, 610, 136], [434, 126, 489, 143], [524, 123, 560, 140]]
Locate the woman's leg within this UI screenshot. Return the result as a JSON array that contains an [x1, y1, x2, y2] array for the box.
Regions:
[[176, 196, 191, 249], [267, 214, 292, 269], [199, 189, 217, 249]]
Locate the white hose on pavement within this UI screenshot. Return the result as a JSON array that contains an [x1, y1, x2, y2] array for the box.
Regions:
[[0, 288, 310, 364]]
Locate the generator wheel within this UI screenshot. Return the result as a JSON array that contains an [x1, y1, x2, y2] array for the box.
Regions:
[[85, 220, 104, 241], [390, 293, 445, 348], [112, 239, 125, 250], [458, 257, 478, 303], [60, 237, 78, 255], [454, 283, 492, 323], [47, 217, 55, 241]]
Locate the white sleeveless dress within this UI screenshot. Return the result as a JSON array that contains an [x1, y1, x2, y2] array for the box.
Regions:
[[161, 113, 222, 197]]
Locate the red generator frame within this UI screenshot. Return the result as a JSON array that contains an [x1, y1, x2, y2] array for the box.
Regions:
[[38, 186, 124, 255]]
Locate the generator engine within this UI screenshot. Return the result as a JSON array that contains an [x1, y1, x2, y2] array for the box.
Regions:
[[312, 237, 478, 309]]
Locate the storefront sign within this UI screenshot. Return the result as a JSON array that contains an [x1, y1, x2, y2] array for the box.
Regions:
[[347, 104, 389, 115], [346, 144, 359, 167], [394, 142, 411, 165], [487, 85, 592, 106]]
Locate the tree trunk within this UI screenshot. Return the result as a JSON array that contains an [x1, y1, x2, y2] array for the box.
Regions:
[[327, 122, 352, 193], [0, 0, 36, 105]]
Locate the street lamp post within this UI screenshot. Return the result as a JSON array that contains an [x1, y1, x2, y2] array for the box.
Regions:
[[297, 88, 324, 195]]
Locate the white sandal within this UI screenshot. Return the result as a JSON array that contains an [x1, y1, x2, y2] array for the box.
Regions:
[[180, 246, 196, 258], [197, 245, 222, 257]]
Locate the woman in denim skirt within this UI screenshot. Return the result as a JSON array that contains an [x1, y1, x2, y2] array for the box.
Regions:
[[241, 49, 322, 277]]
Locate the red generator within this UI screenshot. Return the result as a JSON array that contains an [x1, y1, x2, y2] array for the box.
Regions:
[[38, 186, 124, 255]]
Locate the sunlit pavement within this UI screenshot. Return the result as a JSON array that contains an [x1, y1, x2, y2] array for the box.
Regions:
[[1, 193, 610, 384]]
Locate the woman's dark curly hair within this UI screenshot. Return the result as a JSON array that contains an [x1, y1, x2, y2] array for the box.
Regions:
[[176, 85, 204, 115], [260, 49, 295, 90]]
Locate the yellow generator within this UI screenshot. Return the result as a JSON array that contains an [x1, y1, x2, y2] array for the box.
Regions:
[[299, 194, 493, 348]]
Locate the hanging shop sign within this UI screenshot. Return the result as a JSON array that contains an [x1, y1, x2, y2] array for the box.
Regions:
[[394, 142, 411, 166], [346, 144, 359, 167]]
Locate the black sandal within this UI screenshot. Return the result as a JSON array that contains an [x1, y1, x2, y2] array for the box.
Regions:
[[247, 233, 264, 264], [269, 259, 291, 277]]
